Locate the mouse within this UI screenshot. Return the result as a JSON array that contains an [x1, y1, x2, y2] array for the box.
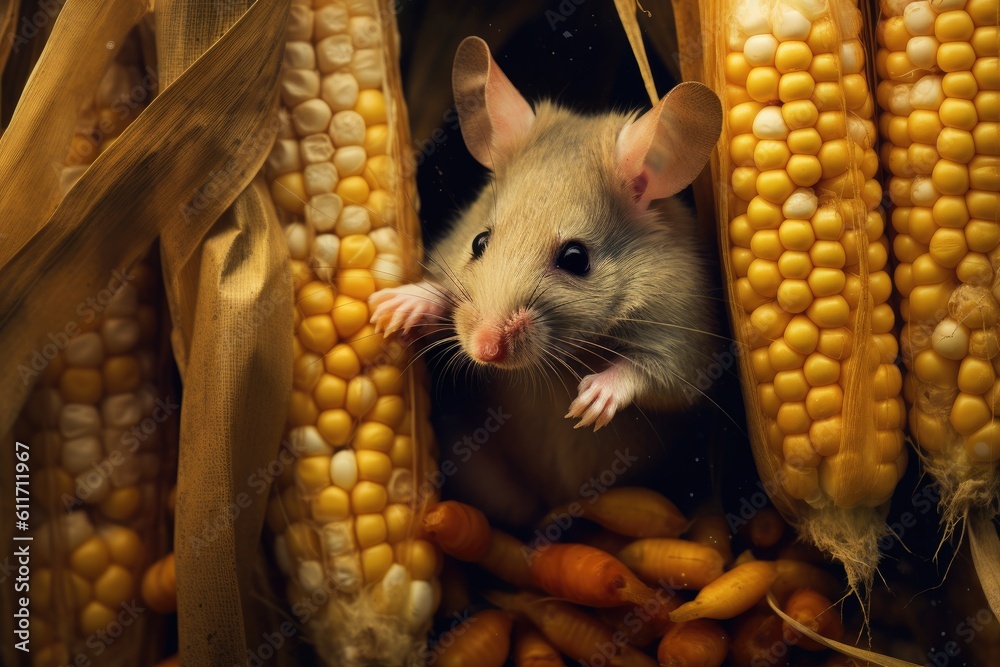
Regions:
[[368, 36, 724, 526]]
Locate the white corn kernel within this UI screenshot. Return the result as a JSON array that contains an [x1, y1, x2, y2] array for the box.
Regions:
[[315, 4, 349, 39], [371, 254, 406, 290], [745, 34, 780, 65], [317, 35, 354, 74], [331, 449, 359, 490], [65, 332, 104, 367], [910, 76, 945, 110], [290, 426, 333, 456], [60, 404, 101, 438], [330, 111, 366, 147], [782, 188, 819, 219], [282, 69, 321, 107], [337, 205, 372, 236], [304, 162, 340, 196], [323, 521, 356, 557], [753, 106, 790, 139], [286, 5, 314, 41], [298, 560, 326, 594], [61, 437, 104, 475], [267, 139, 302, 177], [350, 16, 381, 49], [772, 4, 812, 41], [102, 394, 141, 428], [312, 234, 341, 283], [406, 581, 435, 630], [306, 193, 344, 233], [301, 133, 336, 164], [351, 49, 383, 89], [334, 146, 367, 176], [321, 72, 360, 111], [284, 41, 317, 70], [293, 99, 334, 136], [105, 284, 138, 317], [904, 1, 936, 36], [368, 227, 401, 256]]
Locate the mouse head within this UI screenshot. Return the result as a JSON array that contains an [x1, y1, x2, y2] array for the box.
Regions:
[[444, 36, 721, 373]]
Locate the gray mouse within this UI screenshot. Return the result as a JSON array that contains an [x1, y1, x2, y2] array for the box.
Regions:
[[368, 37, 724, 525]]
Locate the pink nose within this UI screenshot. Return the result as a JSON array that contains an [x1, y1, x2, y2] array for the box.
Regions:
[[472, 329, 506, 363]]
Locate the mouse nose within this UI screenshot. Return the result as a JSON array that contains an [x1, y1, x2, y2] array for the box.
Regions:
[[472, 329, 507, 363]]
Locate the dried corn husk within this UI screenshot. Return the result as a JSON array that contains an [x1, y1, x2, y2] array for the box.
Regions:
[[0, 1, 292, 665]]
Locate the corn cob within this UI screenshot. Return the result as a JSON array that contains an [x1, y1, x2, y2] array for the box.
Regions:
[[15, 48, 169, 666], [263, 1, 439, 663], [712, 0, 906, 588], [876, 0, 1000, 538]]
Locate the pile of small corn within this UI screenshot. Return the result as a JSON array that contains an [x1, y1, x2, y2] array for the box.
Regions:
[[423, 490, 848, 667], [263, 0, 440, 663], [713, 0, 906, 587], [875, 0, 1000, 534], [15, 50, 170, 667]]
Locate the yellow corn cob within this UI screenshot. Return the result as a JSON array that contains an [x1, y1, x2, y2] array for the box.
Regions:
[[876, 0, 1000, 535], [264, 1, 440, 663], [16, 49, 167, 667], [713, 0, 906, 587]]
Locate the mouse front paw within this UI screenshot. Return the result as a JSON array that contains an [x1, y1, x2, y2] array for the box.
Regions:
[[368, 282, 449, 338], [565, 365, 636, 431]]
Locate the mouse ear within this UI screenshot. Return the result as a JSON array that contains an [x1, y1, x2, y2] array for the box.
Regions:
[[616, 81, 722, 210], [453, 36, 535, 170]]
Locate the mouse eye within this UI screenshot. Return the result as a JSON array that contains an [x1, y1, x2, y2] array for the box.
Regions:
[[471, 231, 490, 260], [556, 241, 590, 276]]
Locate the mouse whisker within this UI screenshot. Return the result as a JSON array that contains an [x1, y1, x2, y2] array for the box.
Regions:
[[540, 345, 583, 386], [350, 192, 476, 308], [401, 336, 462, 374], [613, 318, 738, 343], [661, 367, 747, 436], [547, 337, 601, 376], [532, 349, 565, 399], [553, 339, 615, 373]]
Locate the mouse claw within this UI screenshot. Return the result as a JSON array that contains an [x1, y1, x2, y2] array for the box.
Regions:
[[566, 367, 634, 431], [367, 283, 450, 341]]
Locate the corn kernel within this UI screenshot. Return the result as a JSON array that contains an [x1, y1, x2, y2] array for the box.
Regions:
[[312, 486, 351, 522]]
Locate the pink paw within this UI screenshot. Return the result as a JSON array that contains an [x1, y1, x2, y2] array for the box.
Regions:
[[565, 366, 635, 431], [368, 282, 449, 338]]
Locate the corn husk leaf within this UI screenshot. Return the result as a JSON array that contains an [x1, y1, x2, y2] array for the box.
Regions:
[[0, 5, 290, 664]]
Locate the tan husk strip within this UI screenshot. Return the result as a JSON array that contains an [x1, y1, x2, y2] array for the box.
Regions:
[[0, 0, 17, 80], [0, 4, 290, 663], [153, 1, 295, 664], [0, 0, 288, 436], [765, 593, 921, 666], [0, 0, 147, 259]]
